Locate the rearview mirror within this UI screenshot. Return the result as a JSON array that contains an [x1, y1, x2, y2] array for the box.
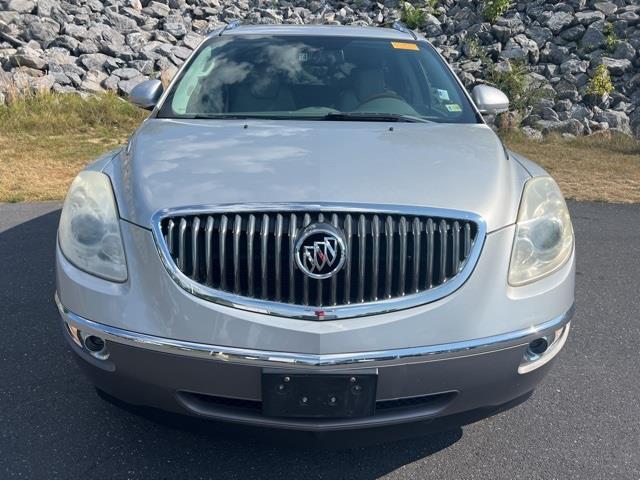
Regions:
[[471, 85, 509, 114], [129, 79, 164, 110]]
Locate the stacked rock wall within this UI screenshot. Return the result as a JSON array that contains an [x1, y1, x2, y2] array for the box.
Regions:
[[0, 0, 638, 137]]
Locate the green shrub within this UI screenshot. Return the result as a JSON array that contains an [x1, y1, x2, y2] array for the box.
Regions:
[[400, 2, 426, 29], [483, 0, 512, 23], [463, 36, 485, 59], [487, 60, 553, 113], [458, 38, 549, 114], [604, 22, 619, 53], [586, 64, 614, 96]]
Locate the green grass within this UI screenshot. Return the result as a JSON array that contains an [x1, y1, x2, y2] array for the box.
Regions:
[[502, 130, 640, 203], [1, 92, 639, 203], [0, 92, 147, 202], [0, 91, 146, 135]]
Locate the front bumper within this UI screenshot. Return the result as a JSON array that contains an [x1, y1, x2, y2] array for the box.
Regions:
[[56, 218, 575, 431], [56, 295, 573, 431]]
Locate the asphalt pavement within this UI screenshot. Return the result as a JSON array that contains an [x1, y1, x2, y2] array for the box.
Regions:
[[1, 201, 639, 479]]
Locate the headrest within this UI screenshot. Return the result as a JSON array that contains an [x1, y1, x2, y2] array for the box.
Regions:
[[250, 66, 281, 99], [354, 68, 386, 101]]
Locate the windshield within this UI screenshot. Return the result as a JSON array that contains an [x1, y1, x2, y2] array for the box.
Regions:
[[157, 35, 479, 123]]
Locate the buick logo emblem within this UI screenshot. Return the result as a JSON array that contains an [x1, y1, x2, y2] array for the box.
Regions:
[[295, 223, 347, 280]]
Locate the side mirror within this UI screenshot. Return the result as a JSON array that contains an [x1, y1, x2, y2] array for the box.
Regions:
[[129, 79, 164, 110], [471, 85, 509, 114]]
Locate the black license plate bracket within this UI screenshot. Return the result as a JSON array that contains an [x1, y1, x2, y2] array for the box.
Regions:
[[261, 372, 377, 419]]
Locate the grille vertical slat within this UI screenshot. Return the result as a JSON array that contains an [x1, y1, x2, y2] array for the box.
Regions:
[[398, 216, 408, 297], [425, 218, 434, 289], [233, 214, 242, 294], [289, 213, 297, 303], [330, 213, 339, 306], [274, 214, 284, 302], [371, 215, 380, 301], [452, 220, 461, 275], [384, 216, 394, 299], [160, 209, 479, 314], [439, 219, 447, 284], [178, 218, 187, 272], [191, 216, 200, 281], [261, 214, 270, 300], [357, 215, 366, 303], [167, 219, 175, 255], [344, 214, 353, 304], [205, 216, 214, 285], [464, 222, 471, 258], [302, 214, 311, 306], [316, 213, 324, 306], [412, 217, 421, 294], [246, 214, 256, 297], [219, 215, 228, 291]]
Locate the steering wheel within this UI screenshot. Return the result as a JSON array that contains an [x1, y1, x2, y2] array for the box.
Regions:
[[356, 91, 406, 109]]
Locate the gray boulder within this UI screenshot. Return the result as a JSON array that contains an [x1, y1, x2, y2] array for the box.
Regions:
[[560, 24, 586, 42], [596, 109, 631, 134], [105, 11, 139, 34], [26, 20, 60, 47], [77, 39, 100, 55], [546, 12, 574, 34], [36, 0, 60, 17], [163, 14, 188, 38], [612, 41, 637, 62], [6, 0, 35, 14], [144, 1, 170, 18], [521, 126, 543, 140], [79, 53, 114, 72], [10, 46, 45, 70], [601, 57, 633, 76], [575, 11, 605, 25], [80, 69, 107, 93], [118, 76, 146, 95], [581, 20, 606, 52], [111, 67, 143, 80], [593, 2, 617, 16], [526, 26, 553, 48], [537, 118, 585, 136], [560, 58, 590, 74], [501, 34, 539, 64]]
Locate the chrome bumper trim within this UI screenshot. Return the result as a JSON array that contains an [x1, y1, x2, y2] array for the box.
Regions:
[[55, 293, 574, 369]]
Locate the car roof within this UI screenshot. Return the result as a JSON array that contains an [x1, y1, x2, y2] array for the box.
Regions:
[[214, 24, 417, 41]]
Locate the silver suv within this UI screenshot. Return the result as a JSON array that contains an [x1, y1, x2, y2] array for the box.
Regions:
[[55, 24, 575, 432]]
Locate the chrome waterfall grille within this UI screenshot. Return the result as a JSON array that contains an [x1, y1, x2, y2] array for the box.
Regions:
[[153, 205, 485, 320]]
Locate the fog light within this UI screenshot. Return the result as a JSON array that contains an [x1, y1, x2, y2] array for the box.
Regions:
[[81, 333, 110, 361], [518, 323, 570, 374], [526, 337, 550, 359], [84, 335, 105, 352]]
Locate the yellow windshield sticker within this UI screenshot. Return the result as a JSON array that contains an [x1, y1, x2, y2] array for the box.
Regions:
[[391, 42, 419, 51], [445, 104, 462, 112]]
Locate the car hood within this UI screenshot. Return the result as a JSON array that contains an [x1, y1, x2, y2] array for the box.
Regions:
[[107, 118, 530, 232]]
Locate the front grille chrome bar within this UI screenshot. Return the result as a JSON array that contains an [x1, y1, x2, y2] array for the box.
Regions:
[[151, 203, 487, 321]]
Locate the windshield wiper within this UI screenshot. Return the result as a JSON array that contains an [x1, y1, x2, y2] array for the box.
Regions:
[[322, 112, 433, 123], [188, 114, 267, 120]]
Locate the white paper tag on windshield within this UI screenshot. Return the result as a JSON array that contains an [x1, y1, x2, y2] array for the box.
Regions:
[[437, 89, 450, 101]]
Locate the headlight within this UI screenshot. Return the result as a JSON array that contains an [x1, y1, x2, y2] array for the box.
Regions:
[[58, 171, 127, 282], [508, 177, 573, 286]]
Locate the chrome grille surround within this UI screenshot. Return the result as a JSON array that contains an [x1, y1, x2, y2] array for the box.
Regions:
[[151, 203, 486, 320]]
